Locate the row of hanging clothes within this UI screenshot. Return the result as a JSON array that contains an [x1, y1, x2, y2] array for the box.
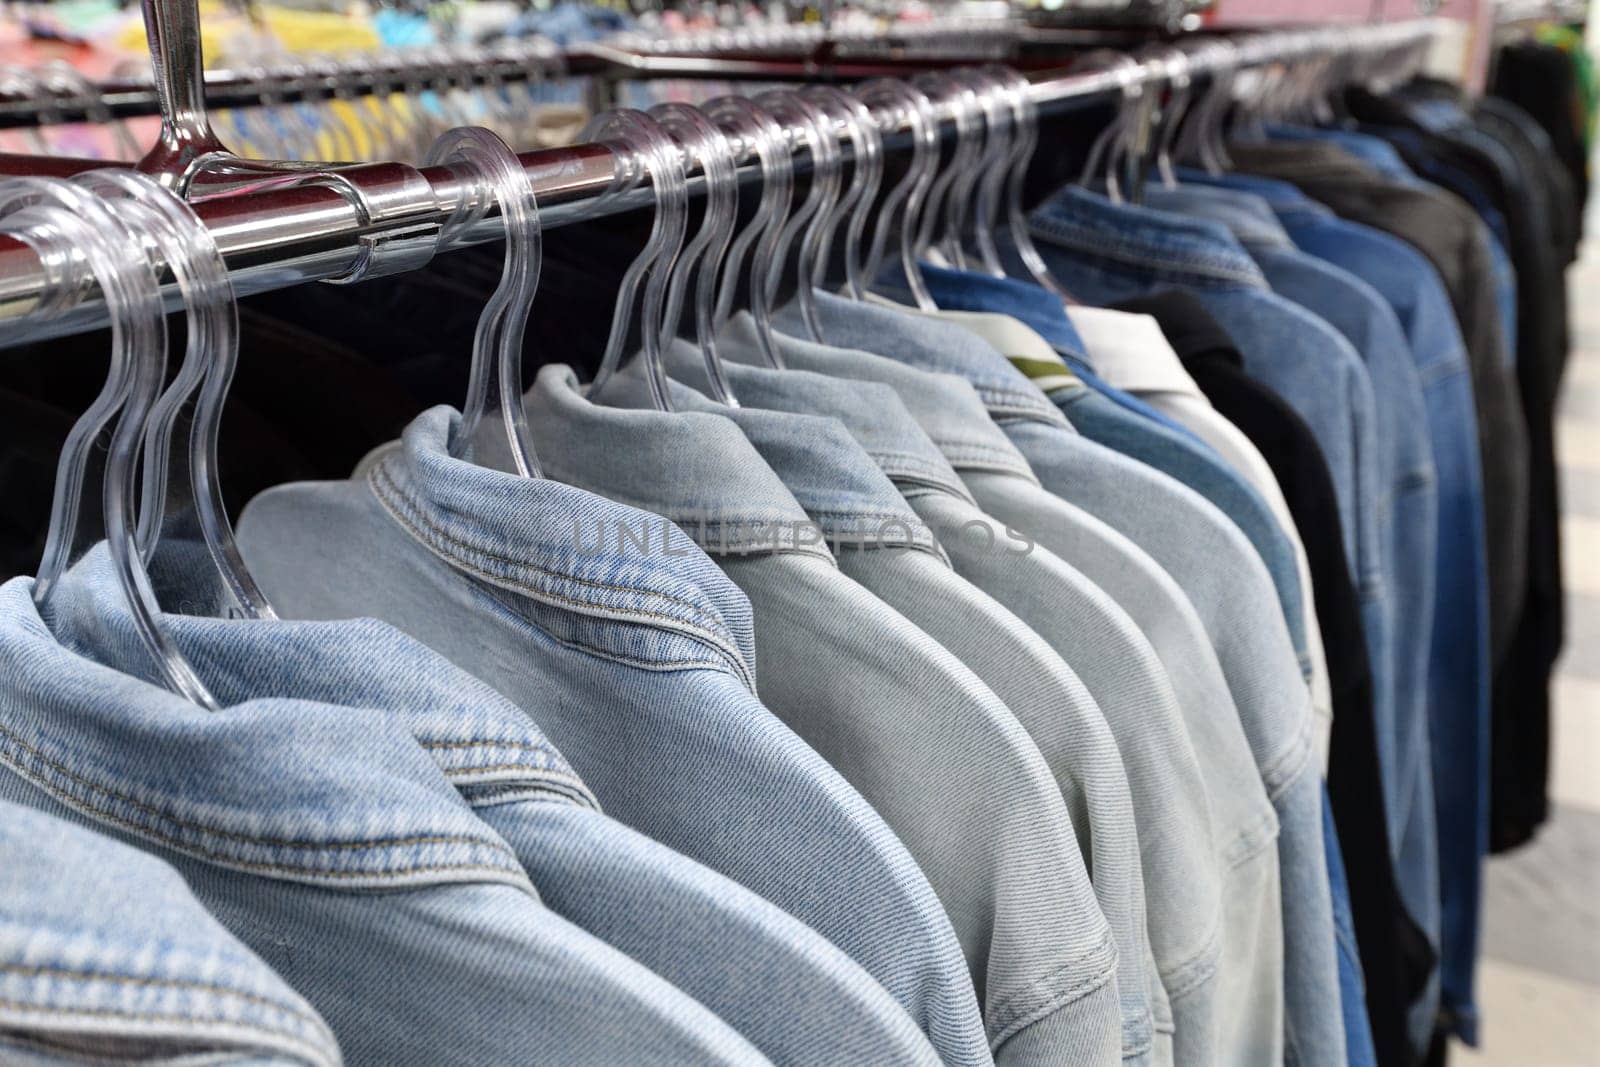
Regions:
[[0, 7, 1588, 1067]]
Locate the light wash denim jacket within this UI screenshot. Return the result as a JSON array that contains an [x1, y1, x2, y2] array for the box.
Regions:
[[779, 289, 1343, 1067], [527, 364, 1124, 1067], [234, 407, 991, 1067], [610, 354, 1161, 1065], [0, 550, 769, 1066], [0, 797, 340, 1066], [717, 316, 1295, 1066], [150, 496, 944, 1067]]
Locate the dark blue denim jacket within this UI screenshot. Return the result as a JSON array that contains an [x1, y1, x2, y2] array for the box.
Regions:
[[1177, 165, 1493, 1047]]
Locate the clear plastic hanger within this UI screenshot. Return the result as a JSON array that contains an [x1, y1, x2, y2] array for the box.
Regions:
[[855, 78, 939, 310], [424, 126, 546, 476], [751, 91, 841, 343], [0, 178, 219, 707], [985, 65, 1076, 303], [581, 109, 689, 412], [956, 68, 1017, 278], [72, 168, 275, 621], [1076, 51, 1151, 205], [650, 101, 740, 406], [799, 85, 883, 301], [704, 94, 791, 370], [1148, 47, 1197, 190], [909, 71, 981, 270]]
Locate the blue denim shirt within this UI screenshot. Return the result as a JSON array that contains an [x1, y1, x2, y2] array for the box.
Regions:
[[0, 797, 340, 1066], [235, 408, 991, 1066], [0, 550, 771, 1066], [782, 288, 1343, 1067], [876, 262, 1312, 681], [524, 365, 1122, 1067], [1177, 165, 1492, 1047]]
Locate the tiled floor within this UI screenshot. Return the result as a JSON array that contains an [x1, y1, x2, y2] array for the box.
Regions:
[[1452, 177, 1600, 1066]]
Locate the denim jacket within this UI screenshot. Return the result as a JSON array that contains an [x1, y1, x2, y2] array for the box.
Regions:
[[779, 289, 1344, 1067], [524, 364, 1123, 1067], [613, 352, 1162, 1065], [715, 315, 1305, 1067], [0, 797, 340, 1066], [0, 551, 769, 1066], [235, 407, 991, 1066]]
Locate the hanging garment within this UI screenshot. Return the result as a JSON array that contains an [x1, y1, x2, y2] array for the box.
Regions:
[[772, 292, 1340, 1067], [873, 263, 1333, 767], [1220, 140, 1528, 686], [603, 360, 1164, 1065], [1118, 288, 1439, 1067], [0, 549, 768, 1067], [684, 334, 1234, 1067], [0, 798, 340, 1066], [234, 408, 993, 1067], [522, 364, 1124, 1067], [145, 514, 943, 1067]]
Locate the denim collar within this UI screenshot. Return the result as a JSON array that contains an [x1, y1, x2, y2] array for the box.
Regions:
[[865, 292, 1086, 396], [1067, 306, 1202, 398], [1140, 183, 1295, 251], [873, 261, 1090, 361], [0, 548, 545, 892], [721, 311, 1044, 484], [776, 288, 1072, 428], [372, 403, 762, 683], [661, 339, 975, 504], [1028, 185, 1270, 291], [525, 364, 837, 566], [602, 357, 946, 559]]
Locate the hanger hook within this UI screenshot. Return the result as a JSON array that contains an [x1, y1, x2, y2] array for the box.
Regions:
[[855, 78, 939, 310], [581, 109, 689, 411], [425, 126, 546, 477], [800, 84, 883, 301], [649, 101, 740, 407]]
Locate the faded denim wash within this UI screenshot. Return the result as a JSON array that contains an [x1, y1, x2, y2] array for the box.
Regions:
[[873, 264, 1312, 679], [527, 364, 1123, 1067], [160, 488, 946, 1067], [720, 313, 1292, 1067], [234, 409, 991, 1066], [627, 350, 1165, 1065], [1178, 164, 1493, 1049], [0, 798, 341, 1066], [779, 289, 1343, 1067], [0, 550, 770, 1066]]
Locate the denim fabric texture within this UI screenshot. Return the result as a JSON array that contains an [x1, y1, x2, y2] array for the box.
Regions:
[[1180, 163, 1494, 1047], [1063, 303, 1335, 764], [871, 266, 1313, 679], [1140, 183, 1446, 1017], [725, 312, 1296, 1067], [617, 349, 1164, 1065], [0, 798, 341, 1066], [780, 288, 1343, 1067], [0, 550, 772, 1066], [166, 484, 944, 1067], [234, 408, 991, 1066], [524, 365, 1122, 1067]]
